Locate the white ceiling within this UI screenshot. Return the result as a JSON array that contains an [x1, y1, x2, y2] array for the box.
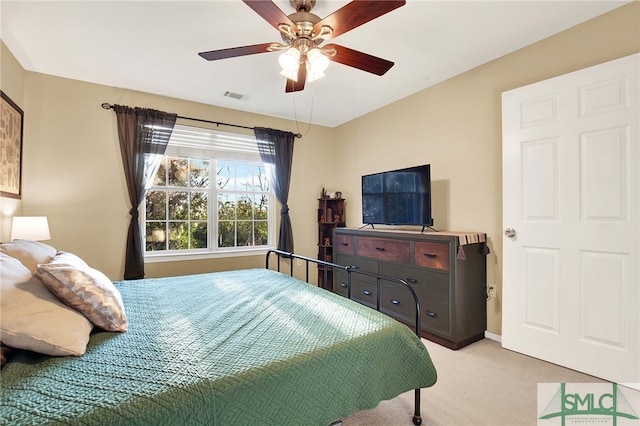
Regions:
[[0, 0, 630, 128]]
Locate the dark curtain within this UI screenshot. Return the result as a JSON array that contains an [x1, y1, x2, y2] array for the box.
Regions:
[[255, 127, 296, 253], [113, 105, 177, 279]]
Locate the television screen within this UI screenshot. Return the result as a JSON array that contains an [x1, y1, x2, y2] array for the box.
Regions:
[[362, 165, 433, 227]]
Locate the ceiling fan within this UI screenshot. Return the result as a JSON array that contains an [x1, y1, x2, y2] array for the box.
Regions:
[[198, 0, 406, 93]]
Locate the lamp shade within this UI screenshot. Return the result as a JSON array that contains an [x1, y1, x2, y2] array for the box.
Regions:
[[11, 216, 51, 241], [307, 48, 330, 73], [278, 48, 300, 73]]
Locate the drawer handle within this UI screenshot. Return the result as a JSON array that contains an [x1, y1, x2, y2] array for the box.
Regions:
[[375, 247, 385, 251], [406, 278, 417, 284], [340, 283, 348, 288], [340, 242, 349, 246], [363, 290, 372, 296], [425, 310, 437, 317], [423, 253, 437, 258], [390, 299, 400, 305]]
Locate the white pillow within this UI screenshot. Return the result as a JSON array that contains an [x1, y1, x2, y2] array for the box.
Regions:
[[47, 250, 89, 269], [0, 240, 57, 274], [37, 252, 128, 332], [0, 253, 93, 356]]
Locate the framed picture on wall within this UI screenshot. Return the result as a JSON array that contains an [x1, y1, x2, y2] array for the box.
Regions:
[[0, 90, 24, 199]]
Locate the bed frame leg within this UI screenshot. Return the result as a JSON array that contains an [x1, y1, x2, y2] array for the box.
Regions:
[[412, 388, 422, 425]]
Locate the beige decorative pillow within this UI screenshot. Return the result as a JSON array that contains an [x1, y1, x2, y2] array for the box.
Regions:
[[0, 253, 93, 356], [0, 240, 57, 274], [37, 254, 128, 332]]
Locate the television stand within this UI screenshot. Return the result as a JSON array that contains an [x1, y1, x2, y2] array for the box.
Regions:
[[421, 225, 438, 233], [332, 228, 488, 349]]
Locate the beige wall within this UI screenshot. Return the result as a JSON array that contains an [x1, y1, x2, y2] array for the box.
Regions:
[[333, 2, 639, 335], [0, 42, 25, 234], [1, 55, 336, 280], [1, 2, 638, 336]]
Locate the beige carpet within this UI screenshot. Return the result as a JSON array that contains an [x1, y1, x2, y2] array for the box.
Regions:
[[341, 338, 614, 426]]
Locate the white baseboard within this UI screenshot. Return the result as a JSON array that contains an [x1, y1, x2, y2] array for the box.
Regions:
[[485, 331, 502, 342]]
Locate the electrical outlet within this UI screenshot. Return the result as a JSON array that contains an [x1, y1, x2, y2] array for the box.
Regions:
[[295, 259, 303, 266]]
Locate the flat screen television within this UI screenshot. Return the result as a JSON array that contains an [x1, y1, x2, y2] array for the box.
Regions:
[[362, 164, 433, 229]]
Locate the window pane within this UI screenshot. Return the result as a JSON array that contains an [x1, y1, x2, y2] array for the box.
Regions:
[[168, 158, 188, 187], [237, 194, 253, 220], [190, 192, 208, 220], [237, 221, 252, 246], [146, 190, 166, 220], [217, 160, 236, 190], [190, 159, 210, 188], [255, 221, 268, 245], [218, 221, 235, 247], [218, 192, 236, 220], [190, 221, 207, 249], [254, 194, 268, 220], [168, 222, 188, 250], [153, 157, 167, 186], [236, 162, 253, 191], [168, 191, 188, 220], [146, 221, 166, 251], [254, 164, 269, 191]]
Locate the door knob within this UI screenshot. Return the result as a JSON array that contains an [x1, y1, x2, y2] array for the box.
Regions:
[[504, 228, 517, 238]]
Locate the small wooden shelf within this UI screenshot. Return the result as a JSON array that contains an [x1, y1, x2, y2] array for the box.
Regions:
[[317, 197, 345, 290]]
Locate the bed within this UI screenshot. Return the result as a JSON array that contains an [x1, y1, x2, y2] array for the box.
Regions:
[[0, 242, 437, 425]]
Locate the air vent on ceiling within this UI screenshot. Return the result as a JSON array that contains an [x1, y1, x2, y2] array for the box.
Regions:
[[223, 91, 246, 101]]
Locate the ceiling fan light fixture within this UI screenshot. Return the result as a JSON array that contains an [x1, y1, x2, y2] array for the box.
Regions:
[[280, 69, 299, 82], [306, 70, 325, 83], [279, 47, 301, 72], [307, 48, 330, 73]]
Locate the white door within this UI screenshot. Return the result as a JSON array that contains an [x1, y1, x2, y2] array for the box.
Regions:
[[502, 53, 639, 388]]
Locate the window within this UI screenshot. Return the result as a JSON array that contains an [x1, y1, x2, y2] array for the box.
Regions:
[[143, 124, 274, 260]]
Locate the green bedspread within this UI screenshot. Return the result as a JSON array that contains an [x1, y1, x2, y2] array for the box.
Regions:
[[1, 268, 437, 425]]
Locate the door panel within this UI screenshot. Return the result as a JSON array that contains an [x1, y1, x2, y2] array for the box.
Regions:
[[502, 53, 639, 388]]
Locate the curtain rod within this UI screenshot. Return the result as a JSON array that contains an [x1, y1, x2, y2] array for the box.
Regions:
[[101, 103, 302, 138]]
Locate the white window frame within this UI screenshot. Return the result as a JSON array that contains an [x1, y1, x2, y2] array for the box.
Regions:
[[142, 124, 276, 263]]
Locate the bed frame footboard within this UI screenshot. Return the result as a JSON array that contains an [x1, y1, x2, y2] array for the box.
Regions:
[[266, 249, 424, 426]]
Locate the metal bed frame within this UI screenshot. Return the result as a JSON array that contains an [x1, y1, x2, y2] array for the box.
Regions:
[[266, 249, 425, 426]]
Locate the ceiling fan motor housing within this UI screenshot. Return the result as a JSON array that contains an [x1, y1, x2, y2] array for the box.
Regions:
[[282, 11, 323, 48], [290, 0, 316, 13]]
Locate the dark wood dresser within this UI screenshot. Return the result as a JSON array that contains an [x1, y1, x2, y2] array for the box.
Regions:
[[333, 228, 488, 349]]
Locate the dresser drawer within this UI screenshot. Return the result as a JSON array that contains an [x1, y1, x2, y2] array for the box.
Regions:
[[421, 298, 450, 336], [357, 237, 410, 264], [380, 282, 417, 325], [334, 233, 355, 255], [352, 279, 377, 309], [381, 263, 449, 302], [335, 254, 379, 273], [414, 241, 450, 271], [333, 269, 350, 297]]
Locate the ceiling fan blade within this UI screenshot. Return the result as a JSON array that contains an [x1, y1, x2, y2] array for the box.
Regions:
[[243, 0, 299, 34], [285, 64, 307, 93], [314, 1, 405, 40], [198, 43, 275, 61], [324, 44, 394, 76]]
